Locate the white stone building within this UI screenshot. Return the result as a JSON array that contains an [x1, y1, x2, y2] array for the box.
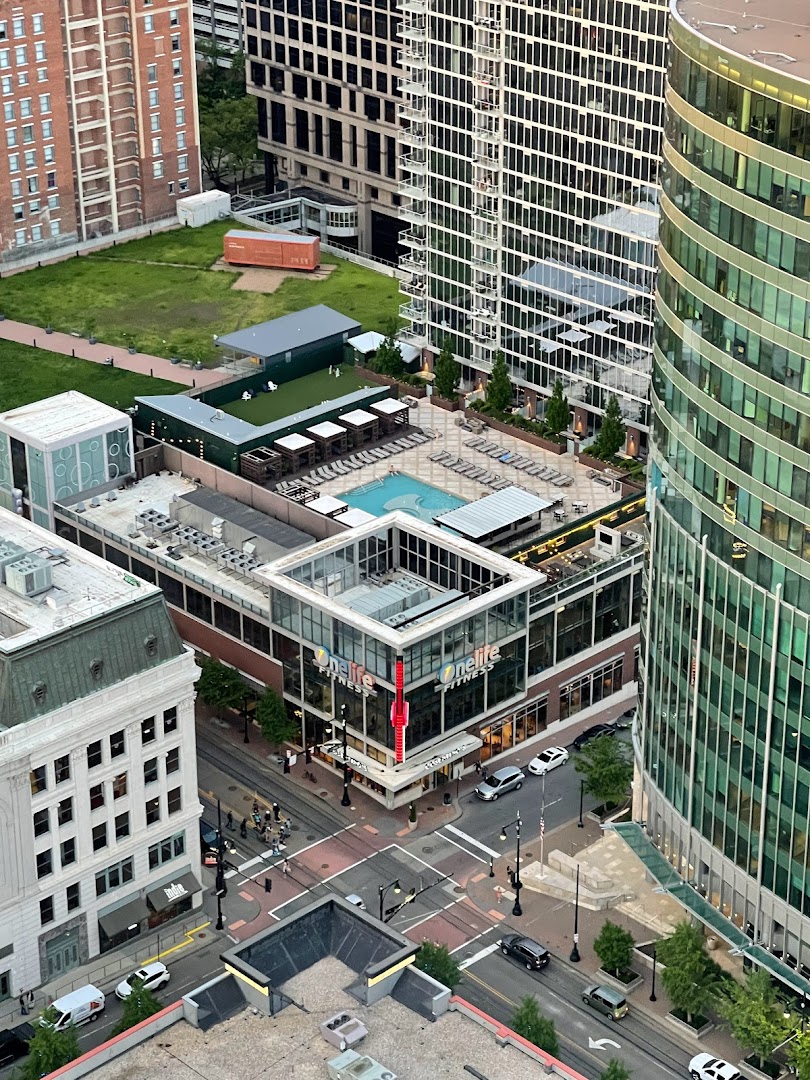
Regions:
[[0, 509, 201, 997]]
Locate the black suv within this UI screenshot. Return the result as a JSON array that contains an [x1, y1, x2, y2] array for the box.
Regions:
[[573, 723, 617, 751], [0, 1022, 34, 1068], [499, 934, 550, 971]]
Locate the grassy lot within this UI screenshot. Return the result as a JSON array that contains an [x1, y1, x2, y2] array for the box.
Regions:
[[0, 340, 181, 411], [0, 222, 401, 363], [221, 364, 374, 425]]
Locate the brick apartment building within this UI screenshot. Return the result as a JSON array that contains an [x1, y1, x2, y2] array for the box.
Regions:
[[0, 0, 201, 264]]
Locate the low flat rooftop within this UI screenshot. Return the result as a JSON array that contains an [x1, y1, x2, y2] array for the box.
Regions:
[[0, 391, 127, 446], [0, 508, 160, 652], [436, 485, 553, 540], [215, 305, 361, 360], [88, 956, 552, 1080]]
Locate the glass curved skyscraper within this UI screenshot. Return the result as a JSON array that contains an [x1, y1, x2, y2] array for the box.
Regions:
[[639, 0, 810, 969]]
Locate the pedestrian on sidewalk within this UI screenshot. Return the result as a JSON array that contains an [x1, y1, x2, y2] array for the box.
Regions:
[[282, 858, 290, 876], [252, 812, 262, 831], [226, 811, 234, 831], [26, 991, 34, 1012], [264, 809, 273, 829], [240, 818, 248, 839], [19, 993, 28, 1016], [474, 760, 481, 774], [272, 802, 280, 822]]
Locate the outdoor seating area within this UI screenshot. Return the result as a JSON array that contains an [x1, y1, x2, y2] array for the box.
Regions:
[[464, 438, 575, 486], [274, 428, 436, 500], [427, 450, 513, 491], [274, 432, 317, 474], [370, 398, 411, 434]]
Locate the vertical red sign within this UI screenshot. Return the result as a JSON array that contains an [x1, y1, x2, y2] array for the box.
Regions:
[[390, 657, 409, 763]]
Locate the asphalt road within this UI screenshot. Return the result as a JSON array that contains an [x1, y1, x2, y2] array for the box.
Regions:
[[460, 948, 693, 1079]]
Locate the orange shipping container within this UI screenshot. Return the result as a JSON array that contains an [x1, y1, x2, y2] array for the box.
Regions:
[[223, 230, 320, 272]]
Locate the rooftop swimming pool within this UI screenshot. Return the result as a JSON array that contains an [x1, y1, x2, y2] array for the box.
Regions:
[[341, 473, 466, 523]]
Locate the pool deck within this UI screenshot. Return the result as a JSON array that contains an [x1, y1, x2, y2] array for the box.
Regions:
[[317, 399, 623, 521]]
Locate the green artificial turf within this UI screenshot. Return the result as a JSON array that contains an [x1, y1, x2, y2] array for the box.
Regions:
[[0, 224, 401, 364], [221, 364, 375, 425], [0, 339, 181, 411]]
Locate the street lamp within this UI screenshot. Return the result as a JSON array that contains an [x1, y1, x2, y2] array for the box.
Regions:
[[330, 703, 352, 808], [215, 797, 227, 931], [578, 778, 585, 828], [242, 694, 253, 744], [499, 811, 523, 917], [570, 863, 581, 962], [650, 943, 657, 1002], [379, 879, 402, 922], [539, 771, 547, 879]]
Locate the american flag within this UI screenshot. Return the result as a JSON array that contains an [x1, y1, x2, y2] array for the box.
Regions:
[[540, 817, 545, 838]]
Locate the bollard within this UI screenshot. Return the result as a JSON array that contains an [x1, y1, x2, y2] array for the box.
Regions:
[[72, 349, 75, 357], [264, 877, 272, 893], [150, 368, 153, 377], [489, 856, 495, 878], [33, 338, 36, 347]]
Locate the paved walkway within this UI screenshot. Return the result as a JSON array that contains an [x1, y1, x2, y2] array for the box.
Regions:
[[0, 318, 230, 389]]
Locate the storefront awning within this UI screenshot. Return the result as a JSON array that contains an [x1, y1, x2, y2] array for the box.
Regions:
[[98, 897, 150, 938], [321, 731, 482, 793], [146, 872, 201, 913]]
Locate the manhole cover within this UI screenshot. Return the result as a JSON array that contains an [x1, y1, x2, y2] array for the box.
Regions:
[[422, 846, 435, 854], [524, 852, 533, 859], [318, 791, 329, 799], [291, 824, 300, 831], [243, 794, 253, 802], [228, 785, 237, 791], [307, 834, 316, 841], [321, 863, 329, 869], [453, 885, 466, 894], [426, 806, 435, 812]]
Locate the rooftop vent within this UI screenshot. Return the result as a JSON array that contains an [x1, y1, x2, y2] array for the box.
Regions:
[[327, 1052, 396, 1080]]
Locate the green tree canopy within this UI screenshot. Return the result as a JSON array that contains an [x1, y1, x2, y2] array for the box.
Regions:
[[113, 981, 163, 1036], [600, 1060, 632, 1080], [593, 920, 635, 976], [374, 334, 404, 378], [434, 337, 461, 400], [657, 921, 722, 1024], [196, 658, 246, 711], [255, 689, 299, 745], [485, 350, 512, 413], [510, 996, 559, 1056], [717, 967, 789, 1071], [414, 941, 461, 989], [19, 1010, 81, 1080], [593, 394, 626, 458], [200, 96, 258, 189], [544, 379, 570, 437], [196, 40, 247, 106], [789, 1027, 810, 1078], [573, 735, 633, 809]]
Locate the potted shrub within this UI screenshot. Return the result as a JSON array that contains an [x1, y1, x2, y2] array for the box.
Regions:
[[407, 802, 418, 832], [593, 920, 642, 990], [44, 313, 53, 334], [84, 317, 98, 345], [122, 332, 138, 355]]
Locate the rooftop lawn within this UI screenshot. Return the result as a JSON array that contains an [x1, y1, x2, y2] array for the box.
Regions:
[[0, 340, 182, 412], [0, 222, 401, 364], [221, 364, 375, 425]]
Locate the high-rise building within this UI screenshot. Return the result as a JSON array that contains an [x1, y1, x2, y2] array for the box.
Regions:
[[192, 0, 244, 58], [637, 0, 810, 980], [398, 0, 669, 453], [0, 508, 202, 993], [242, 0, 404, 260], [0, 0, 202, 265]]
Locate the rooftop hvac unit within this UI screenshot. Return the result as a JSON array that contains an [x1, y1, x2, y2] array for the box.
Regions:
[[126, 524, 141, 538], [210, 517, 224, 539], [5, 555, 54, 598], [326, 1051, 397, 1080], [0, 540, 26, 583]]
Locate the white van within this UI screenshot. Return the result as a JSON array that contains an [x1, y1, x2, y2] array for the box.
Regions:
[[43, 985, 105, 1031]]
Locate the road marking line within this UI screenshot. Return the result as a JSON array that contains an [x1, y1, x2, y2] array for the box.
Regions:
[[459, 942, 501, 970], [238, 856, 263, 872], [394, 843, 460, 885], [401, 897, 463, 932], [435, 830, 489, 865], [450, 924, 498, 954], [226, 823, 359, 883], [463, 969, 517, 1007], [443, 824, 502, 860]]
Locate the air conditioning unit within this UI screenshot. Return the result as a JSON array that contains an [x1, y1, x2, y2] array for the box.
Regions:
[[326, 1051, 397, 1080], [5, 554, 54, 598]]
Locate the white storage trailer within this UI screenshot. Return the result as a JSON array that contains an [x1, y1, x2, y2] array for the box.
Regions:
[[176, 190, 231, 228]]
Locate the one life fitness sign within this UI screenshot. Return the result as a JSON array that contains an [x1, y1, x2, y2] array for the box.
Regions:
[[313, 646, 376, 697], [436, 643, 501, 692]]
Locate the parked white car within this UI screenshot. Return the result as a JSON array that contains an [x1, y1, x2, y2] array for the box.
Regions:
[[115, 961, 170, 1001], [527, 746, 569, 775], [688, 1054, 742, 1080]]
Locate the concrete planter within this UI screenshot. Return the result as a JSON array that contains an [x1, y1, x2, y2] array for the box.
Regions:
[[597, 968, 644, 994], [170, 356, 181, 365], [45, 326, 53, 334], [88, 336, 97, 344], [407, 818, 418, 832], [128, 346, 137, 354], [354, 365, 428, 399], [738, 1058, 786, 1080], [465, 410, 567, 454], [431, 394, 461, 412], [666, 1013, 714, 1039]]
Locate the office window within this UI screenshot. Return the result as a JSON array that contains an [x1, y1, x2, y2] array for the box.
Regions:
[[153, 160, 163, 178], [40, 897, 54, 926], [32, 14, 45, 35], [15, 46, 26, 66], [176, 130, 186, 150], [95, 857, 134, 896], [92, 823, 107, 851], [179, 178, 188, 191], [87, 740, 103, 768], [151, 136, 161, 156], [0, 21, 7, 40], [147, 63, 157, 83], [170, 9, 179, 25], [3, 101, 12, 120], [145, 797, 161, 825], [174, 83, 183, 101], [36, 68, 45, 82], [66, 883, 80, 911], [34, 43, 45, 62], [6, 128, 17, 147], [148, 88, 159, 107], [177, 154, 188, 172], [2, 76, 12, 93], [30, 765, 47, 795], [49, 219, 59, 237], [172, 59, 182, 77], [150, 113, 160, 132], [12, 17, 24, 37], [112, 772, 127, 800], [60, 836, 76, 867], [43, 145, 52, 164], [89, 783, 105, 811], [36, 849, 52, 878], [171, 35, 180, 52], [14, 228, 25, 245], [39, 92, 50, 112], [29, 198, 39, 213], [21, 123, 33, 144], [115, 812, 130, 840], [54, 755, 70, 784], [142, 716, 156, 743], [33, 808, 49, 837], [167, 787, 182, 815], [148, 832, 185, 869], [175, 106, 185, 126], [144, 14, 154, 32], [110, 729, 125, 758], [41, 119, 51, 139], [57, 797, 73, 826], [163, 707, 178, 734], [166, 747, 180, 775], [12, 201, 22, 218], [19, 97, 31, 118], [0, 51, 8, 70], [144, 758, 158, 785], [24, 148, 35, 168]]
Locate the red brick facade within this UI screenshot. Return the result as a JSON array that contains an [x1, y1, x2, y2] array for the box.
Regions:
[[0, 0, 201, 264]]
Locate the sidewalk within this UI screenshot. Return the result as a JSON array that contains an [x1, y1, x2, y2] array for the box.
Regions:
[[0, 318, 228, 388]]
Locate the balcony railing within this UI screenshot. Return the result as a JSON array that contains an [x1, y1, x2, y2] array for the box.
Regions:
[[400, 230, 427, 249]]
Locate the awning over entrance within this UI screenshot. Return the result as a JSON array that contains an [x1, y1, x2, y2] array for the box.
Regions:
[[612, 823, 810, 997], [146, 872, 201, 913], [98, 897, 150, 938]]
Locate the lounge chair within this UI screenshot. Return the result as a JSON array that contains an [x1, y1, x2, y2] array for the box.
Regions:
[[429, 451, 446, 461], [487, 446, 504, 458], [525, 464, 543, 476], [331, 461, 350, 474], [375, 446, 392, 458], [513, 459, 532, 471], [434, 451, 453, 464], [466, 466, 485, 480], [465, 437, 484, 449]]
